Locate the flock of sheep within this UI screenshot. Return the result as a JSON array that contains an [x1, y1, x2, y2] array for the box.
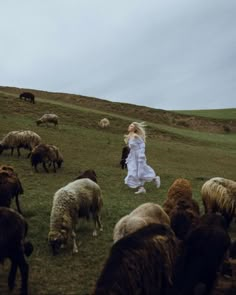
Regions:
[[0, 99, 235, 294], [93, 178, 236, 295]]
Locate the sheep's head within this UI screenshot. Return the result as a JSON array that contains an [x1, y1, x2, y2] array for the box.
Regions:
[[36, 119, 42, 126], [0, 143, 4, 154], [48, 230, 68, 255]]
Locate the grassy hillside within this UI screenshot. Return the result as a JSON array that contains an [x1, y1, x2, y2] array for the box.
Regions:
[[174, 108, 236, 120], [0, 88, 235, 294]]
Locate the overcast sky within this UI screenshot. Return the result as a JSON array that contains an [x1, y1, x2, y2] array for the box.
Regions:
[[1, 0, 235, 110]]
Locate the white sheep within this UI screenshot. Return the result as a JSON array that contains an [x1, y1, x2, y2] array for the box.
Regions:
[[36, 113, 59, 127], [0, 130, 41, 157], [98, 118, 110, 128], [201, 177, 236, 227], [48, 178, 103, 254], [113, 202, 170, 243]]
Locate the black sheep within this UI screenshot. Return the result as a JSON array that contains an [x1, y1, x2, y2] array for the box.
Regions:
[[19, 92, 35, 103], [0, 207, 33, 295], [0, 165, 24, 214], [120, 146, 130, 169], [172, 213, 231, 295]]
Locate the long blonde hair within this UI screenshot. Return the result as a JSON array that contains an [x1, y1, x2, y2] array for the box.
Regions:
[[124, 121, 147, 144]]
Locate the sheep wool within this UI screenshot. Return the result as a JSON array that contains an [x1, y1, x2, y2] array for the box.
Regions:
[[113, 202, 170, 243], [201, 177, 236, 227], [48, 178, 103, 254], [0, 130, 41, 156], [36, 114, 59, 127]]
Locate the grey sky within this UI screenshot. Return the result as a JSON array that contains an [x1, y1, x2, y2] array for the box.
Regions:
[[1, 0, 235, 110]]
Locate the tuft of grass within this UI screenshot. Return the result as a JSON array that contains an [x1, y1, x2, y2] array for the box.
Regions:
[[0, 91, 235, 294]]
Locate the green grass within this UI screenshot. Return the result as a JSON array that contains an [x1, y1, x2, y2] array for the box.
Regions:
[[174, 108, 236, 120], [0, 91, 236, 294]]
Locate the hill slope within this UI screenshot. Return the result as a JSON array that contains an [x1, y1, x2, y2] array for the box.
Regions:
[[0, 86, 235, 295]]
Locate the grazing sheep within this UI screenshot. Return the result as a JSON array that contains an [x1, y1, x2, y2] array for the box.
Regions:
[[0, 165, 24, 214], [0, 130, 41, 157], [19, 92, 35, 104], [92, 223, 179, 295], [172, 213, 231, 295], [0, 207, 33, 295], [75, 169, 97, 183], [201, 177, 236, 227], [30, 143, 63, 173], [48, 178, 103, 255], [36, 114, 59, 127], [98, 118, 110, 128], [113, 202, 170, 243], [120, 145, 130, 169]]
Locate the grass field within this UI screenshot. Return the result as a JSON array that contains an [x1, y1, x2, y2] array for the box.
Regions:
[[0, 89, 236, 295]]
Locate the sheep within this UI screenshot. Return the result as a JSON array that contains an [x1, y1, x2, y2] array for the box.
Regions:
[[201, 177, 236, 227], [98, 118, 110, 128], [92, 223, 179, 295], [19, 92, 35, 104], [75, 169, 97, 183], [0, 207, 33, 295], [113, 202, 170, 243], [36, 113, 59, 127], [48, 178, 103, 255], [0, 165, 24, 214], [120, 145, 130, 169], [162, 178, 197, 215], [169, 199, 200, 240], [0, 130, 41, 157], [30, 143, 63, 173], [171, 213, 231, 295]]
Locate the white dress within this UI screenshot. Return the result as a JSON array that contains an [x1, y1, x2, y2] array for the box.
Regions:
[[124, 136, 156, 188]]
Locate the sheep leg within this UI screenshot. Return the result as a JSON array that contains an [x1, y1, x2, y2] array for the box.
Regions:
[[26, 151, 32, 159], [15, 194, 23, 214], [17, 147, 21, 157], [72, 230, 78, 253], [42, 162, 49, 173], [8, 260, 17, 290], [92, 215, 103, 236], [18, 254, 29, 295], [52, 161, 57, 173], [11, 147, 14, 156]]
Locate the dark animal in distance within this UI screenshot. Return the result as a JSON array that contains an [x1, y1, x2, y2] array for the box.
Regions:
[[0, 207, 33, 295], [75, 169, 97, 183], [120, 146, 130, 169], [0, 165, 24, 214], [19, 92, 35, 104]]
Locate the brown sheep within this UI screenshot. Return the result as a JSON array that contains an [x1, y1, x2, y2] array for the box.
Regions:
[[93, 223, 179, 295], [30, 143, 63, 173], [0, 165, 24, 214], [163, 178, 193, 215], [75, 169, 97, 183]]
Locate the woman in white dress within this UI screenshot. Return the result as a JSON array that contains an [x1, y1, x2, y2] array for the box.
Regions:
[[124, 122, 161, 194]]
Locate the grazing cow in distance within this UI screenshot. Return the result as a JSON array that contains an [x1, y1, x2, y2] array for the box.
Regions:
[[19, 92, 35, 104]]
